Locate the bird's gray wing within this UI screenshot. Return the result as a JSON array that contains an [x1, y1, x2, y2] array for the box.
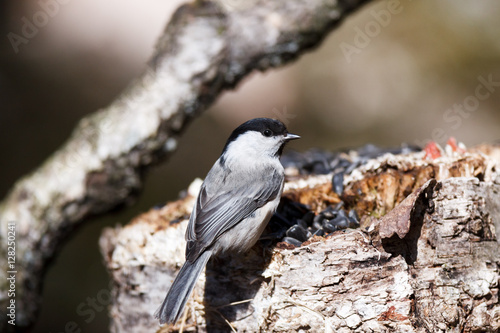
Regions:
[[185, 166, 283, 262]]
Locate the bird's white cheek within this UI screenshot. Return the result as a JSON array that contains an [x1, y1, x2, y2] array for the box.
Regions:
[[224, 132, 281, 162]]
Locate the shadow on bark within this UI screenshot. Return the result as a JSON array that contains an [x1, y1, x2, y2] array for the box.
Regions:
[[381, 180, 438, 265], [204, 243, 274, 332]]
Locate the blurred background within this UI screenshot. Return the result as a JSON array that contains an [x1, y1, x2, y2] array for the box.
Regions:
[[1, 0, 500, 331]]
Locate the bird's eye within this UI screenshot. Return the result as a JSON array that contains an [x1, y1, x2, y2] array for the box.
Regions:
[[263, 129, 272, 137]]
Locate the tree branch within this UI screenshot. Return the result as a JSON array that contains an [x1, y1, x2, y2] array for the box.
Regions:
[[0, 0, 371, 329], [100, 145, 500, 332]]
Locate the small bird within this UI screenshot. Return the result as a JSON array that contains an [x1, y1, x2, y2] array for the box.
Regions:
[[155, 118, 300, 324]]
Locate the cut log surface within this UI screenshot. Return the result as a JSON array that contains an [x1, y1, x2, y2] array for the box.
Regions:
[[100, 145, 500, 332]]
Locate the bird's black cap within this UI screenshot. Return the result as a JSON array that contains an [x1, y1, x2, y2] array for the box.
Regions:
[[222, 118, 289, 153]]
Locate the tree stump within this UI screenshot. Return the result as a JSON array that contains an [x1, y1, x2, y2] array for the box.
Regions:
[[100, 144, 500, 332]]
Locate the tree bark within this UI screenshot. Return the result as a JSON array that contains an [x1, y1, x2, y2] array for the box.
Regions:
[[0, 0, 371, 329], [100, 145, 500, 332]]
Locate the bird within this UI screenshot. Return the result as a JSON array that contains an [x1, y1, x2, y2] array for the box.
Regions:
[[155, 117, 300, 325]]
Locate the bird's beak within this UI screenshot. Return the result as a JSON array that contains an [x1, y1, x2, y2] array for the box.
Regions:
[[285, 133, 300, 141]]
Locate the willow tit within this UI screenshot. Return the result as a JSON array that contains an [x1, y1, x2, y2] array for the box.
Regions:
[[155, 118, 300, 324]]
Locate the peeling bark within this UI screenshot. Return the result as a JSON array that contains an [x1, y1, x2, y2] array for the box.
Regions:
[[0, 0, 371, 329], [411, 178, 499, 332], [101, 146, 500, 332]]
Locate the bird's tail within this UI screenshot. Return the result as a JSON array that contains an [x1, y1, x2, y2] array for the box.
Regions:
[[155, 250, 212, 325]]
